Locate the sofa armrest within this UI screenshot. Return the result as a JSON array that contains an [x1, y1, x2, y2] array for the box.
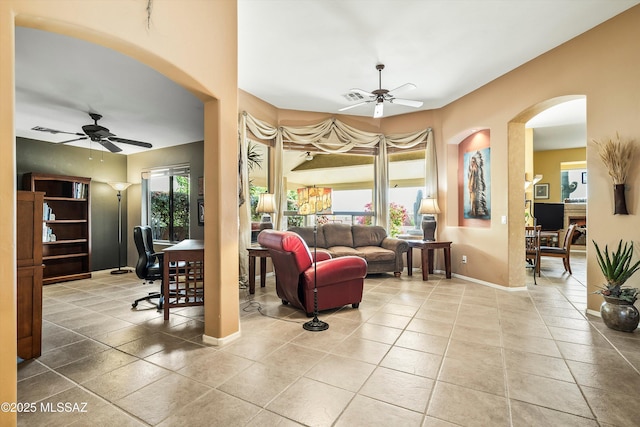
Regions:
[[302, 256, 367, 290], [380, 237, 409, 253]]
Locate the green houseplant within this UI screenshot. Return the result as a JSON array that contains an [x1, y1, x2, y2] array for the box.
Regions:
[[593, 239, 640, 331]]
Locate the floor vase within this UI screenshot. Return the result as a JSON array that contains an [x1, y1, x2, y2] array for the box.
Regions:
[[601, 296, 639, 332]]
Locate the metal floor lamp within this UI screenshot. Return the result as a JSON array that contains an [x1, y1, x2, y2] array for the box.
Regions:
[[109, 182, 132, 275]]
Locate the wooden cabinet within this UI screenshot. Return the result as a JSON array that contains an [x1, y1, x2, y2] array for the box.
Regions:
[[17, 190, 44, 360], [23, 173, 92, 285]]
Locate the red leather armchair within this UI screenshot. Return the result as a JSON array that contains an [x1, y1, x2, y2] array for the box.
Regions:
[[258, 229, 367, 316]]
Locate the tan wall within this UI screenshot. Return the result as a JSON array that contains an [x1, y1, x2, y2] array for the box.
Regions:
[[0, 1, 238, 422], [534, 148, 586, 202]]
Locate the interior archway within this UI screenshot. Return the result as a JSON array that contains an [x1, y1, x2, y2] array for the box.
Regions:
[[507, 95, 587, 287]]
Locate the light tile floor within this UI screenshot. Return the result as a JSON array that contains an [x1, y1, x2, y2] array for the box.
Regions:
[[17, 251, 640, 426]]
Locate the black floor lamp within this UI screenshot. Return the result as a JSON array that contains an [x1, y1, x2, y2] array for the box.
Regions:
[[297, 186, 332, 332], [109, 181, 132, 275]]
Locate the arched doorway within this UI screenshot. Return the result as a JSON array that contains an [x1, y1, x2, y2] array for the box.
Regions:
[[508, 95, 587, 286]]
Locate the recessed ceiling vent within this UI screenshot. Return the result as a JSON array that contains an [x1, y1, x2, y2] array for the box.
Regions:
[[342, 92, 365, 102]]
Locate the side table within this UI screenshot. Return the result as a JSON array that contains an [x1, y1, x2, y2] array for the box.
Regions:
[[406, 240, 452, 281], [247, 246, 271, 294]]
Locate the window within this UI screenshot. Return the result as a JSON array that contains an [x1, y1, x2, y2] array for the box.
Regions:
[[143, 165, 190, 242], [388, 149, 426, 236]]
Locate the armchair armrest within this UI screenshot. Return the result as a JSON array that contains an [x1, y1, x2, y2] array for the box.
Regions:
[[312, 249, 332, 262], [302, 256, 367, 290]]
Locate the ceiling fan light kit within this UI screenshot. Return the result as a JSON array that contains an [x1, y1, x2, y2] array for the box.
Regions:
[[339, 63, 423, 118], [32, 112, 153, 153]]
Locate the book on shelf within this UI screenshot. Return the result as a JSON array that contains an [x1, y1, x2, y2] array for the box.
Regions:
[[42, 202, 54, 220], [72, 182, 88, 199]]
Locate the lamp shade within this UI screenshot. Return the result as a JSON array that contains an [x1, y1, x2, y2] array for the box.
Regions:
[[418, 198, 441, 215], [256, 193, 276, 214], [297, 187, 332, 215], [108, 182, 132, 192]]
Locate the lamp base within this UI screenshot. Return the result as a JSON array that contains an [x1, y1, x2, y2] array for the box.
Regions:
[[110, 268, 131, 275], [422, 215, 437, 241], [303, 316, 329, 332]]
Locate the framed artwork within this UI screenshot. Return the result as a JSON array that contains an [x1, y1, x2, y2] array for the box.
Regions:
[[198, 176, 204, 196], [197, 199, 204, 225], [463, 147, 491, 219], [534, 183, 549, 199]]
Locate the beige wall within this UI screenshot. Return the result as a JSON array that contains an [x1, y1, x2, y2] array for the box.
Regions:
[[0, 2, 237, 422], [534, 147, 586, 202]]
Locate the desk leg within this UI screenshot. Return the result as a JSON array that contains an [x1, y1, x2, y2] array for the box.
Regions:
[[407, 248, 413, 276], [444, 247, 452, 279], [421, 248, 429, 281], [260, 257, 267, 288], [248, 255, 256, 294]]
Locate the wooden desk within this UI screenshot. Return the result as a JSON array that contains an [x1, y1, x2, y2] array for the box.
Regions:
[[406, 240, 452, 281], [247, 246, 271, 294], [163, 239, 204, 320]]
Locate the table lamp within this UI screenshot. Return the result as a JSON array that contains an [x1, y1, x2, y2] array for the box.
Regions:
[[256, 193, 276, 230], [418, 197, 441, 241]]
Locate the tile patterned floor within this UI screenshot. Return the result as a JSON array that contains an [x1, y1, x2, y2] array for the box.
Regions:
[[17, 251, 640, 426]]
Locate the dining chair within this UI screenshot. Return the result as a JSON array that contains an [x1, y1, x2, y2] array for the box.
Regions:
[[525, 225, 541, 284], [539, 223, 577, 275]]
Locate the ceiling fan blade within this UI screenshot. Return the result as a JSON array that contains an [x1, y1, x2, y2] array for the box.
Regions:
[[338, 101, 370, 112], [390, 98, 424, 108], [350, 88, 375, 97], [58, 136, 88, 144], [388, 83, 416, 96], [97, 139, 123, 153], [32, 126, 84, 136], [373, 102, 384, 118], [109, 137, 153, 149]]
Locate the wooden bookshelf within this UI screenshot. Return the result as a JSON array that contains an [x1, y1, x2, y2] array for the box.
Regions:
[[17, 190, 44, 359], [23, 173, 92, 285]]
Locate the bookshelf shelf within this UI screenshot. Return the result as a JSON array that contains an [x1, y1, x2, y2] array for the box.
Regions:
[[23, 172, 92, 285]]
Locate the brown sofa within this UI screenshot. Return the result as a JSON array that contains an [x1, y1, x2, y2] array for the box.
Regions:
[[288, 224, 409, 276]]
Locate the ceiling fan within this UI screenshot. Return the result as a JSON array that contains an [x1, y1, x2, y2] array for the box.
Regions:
[[32, 112, 153, 153], [339, 64, 423, 118]]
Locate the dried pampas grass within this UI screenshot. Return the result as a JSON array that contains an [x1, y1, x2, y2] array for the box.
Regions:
[[593, 133, 636, 185]]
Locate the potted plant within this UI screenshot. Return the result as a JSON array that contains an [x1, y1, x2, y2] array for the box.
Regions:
[[593, 239, 640, 332]]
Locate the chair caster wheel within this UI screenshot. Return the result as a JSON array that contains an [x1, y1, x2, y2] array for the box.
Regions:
[[281, 300, 289, 305], [132, 302, 138, 308]]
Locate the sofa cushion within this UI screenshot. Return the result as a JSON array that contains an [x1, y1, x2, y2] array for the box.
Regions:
[[356, 246, 396, 263], [322, 223, 354, 248], [352, 225, 387, 247], [327, 246, 363, 258], [288, 226, 326, 248]]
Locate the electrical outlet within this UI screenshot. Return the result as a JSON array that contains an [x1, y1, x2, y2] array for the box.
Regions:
[[462, 255, 467, 264]]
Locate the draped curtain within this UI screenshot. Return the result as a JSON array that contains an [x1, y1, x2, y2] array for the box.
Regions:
[[238, 111, 435, 278]]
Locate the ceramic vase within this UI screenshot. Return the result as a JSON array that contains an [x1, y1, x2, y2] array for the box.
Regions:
[[601, 296, 639, 332], [613, 184, 628, 215]]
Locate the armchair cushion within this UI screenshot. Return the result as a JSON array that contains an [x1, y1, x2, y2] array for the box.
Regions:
[[258, 229, 366, 315]]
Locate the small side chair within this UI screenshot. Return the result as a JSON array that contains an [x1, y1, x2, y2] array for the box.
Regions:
[[539, 223, 577, 275]]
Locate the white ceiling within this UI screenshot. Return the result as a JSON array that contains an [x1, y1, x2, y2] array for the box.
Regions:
[[14, 0, 639, 155]]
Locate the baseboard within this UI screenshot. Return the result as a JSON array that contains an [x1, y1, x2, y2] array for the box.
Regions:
[[451, 273, 528, 292], [202, 329, 241, 346], [586, 308, 601, 317]]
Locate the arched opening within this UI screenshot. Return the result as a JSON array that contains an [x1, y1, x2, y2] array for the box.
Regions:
[[508, 95, 587, 287]]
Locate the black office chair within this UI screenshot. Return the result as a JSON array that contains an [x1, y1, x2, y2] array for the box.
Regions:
[[132, 225, 164, 309]]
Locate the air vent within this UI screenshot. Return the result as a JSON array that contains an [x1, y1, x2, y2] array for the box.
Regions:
[[342, 92, 365, 102]]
